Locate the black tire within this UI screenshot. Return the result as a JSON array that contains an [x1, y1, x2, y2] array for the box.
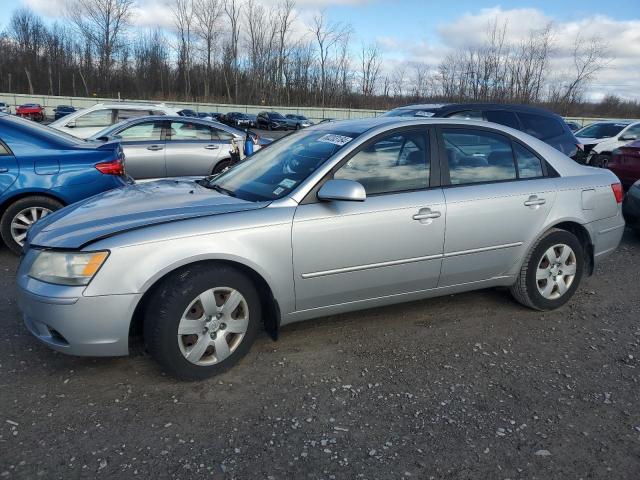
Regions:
[[144, 264, 261, 380], [510, 228, 585, 311], [295, 123, 301, 130], [590, 154, 610, 168], [0, 196, 63, 255], [212, 159, 232, 175]]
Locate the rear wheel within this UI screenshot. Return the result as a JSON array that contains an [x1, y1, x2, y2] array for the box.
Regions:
[[144, 264, 261, 380], [0, 196, 63, 254], [510, 229, 584, 310]]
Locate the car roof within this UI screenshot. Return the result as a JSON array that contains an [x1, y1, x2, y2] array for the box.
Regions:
[[390, 102, 563, 117]]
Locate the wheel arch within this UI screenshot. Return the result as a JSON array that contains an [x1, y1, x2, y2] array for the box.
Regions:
[[544, 220, 594, 275], [129, 258, 281, 350], [0, 190, 67, 217]]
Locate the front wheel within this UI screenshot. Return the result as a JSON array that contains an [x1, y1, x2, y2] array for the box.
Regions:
[[144, 264, 261, 380], [0, 196, 63, 254], [510, 229, 584, 310], [212, 159, 233, 175]]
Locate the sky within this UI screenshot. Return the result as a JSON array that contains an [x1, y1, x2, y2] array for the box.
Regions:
[[3, 0, 640, 100]]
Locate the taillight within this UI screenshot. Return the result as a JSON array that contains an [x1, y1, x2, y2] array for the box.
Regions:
[[611, 183, 623, 204], [95, 160, 124, 176]]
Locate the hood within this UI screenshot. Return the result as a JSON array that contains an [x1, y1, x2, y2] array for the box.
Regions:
[[576, 137, 608, 146], [27, 178, 269, 249]]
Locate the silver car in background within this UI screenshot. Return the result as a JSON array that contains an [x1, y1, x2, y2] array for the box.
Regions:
[[90, 116, 269, 179], [17, 117, 625, 380]]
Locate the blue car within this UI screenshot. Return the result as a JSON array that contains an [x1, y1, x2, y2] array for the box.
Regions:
[[0, 113, 128, 254]]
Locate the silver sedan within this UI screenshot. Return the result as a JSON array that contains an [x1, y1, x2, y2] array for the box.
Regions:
[[18, 117, 625, 380], [90, 116, 269, 180]]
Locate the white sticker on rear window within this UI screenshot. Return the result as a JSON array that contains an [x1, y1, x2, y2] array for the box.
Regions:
[[317, 134, 353, 146], [414, 111, 435, 117]]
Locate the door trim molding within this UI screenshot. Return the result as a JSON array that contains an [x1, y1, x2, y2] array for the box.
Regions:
[[300, 241, 522, 279]]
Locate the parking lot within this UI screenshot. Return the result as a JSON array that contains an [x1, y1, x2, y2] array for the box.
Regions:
[[1, 229, 638, 479]]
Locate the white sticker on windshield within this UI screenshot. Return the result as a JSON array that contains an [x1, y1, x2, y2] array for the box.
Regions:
[[279, 178, 297, 189], [414, 111, 435, 117], [318, 134, 353, 146], [273, 187, 285, 196]]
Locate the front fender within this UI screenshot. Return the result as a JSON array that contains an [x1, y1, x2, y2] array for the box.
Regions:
[[83, 208, 297, 315]]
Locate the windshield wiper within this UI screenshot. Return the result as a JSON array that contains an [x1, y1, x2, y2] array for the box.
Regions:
[[209, 183, 236, 197]]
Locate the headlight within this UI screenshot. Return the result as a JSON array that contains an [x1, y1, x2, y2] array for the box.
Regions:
[[29, 250, 109, 286]]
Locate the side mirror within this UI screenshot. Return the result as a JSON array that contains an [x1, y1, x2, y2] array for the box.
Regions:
[[66, 120, 76, 128], [619, 134, 637, 141], [317, 179, 366, 202]]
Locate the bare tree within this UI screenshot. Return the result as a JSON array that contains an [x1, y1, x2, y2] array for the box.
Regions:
[[172, 0, 195, 99], [310, 11, 349, 107], [193, 0, 222, 100], [359, 42, 381, 97], [223, 0, 241, 103], [67, 0, 133, 92], [551, 34, 611, 112]]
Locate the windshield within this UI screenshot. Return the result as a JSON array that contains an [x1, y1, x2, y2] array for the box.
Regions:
[[5, 114, 84, 145], [270, 112, 285, 119], [209, 129, 358, 201], [576, 123, 628, 139], [90, 120, 131, 139]]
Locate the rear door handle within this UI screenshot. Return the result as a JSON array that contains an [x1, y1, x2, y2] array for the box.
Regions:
[[204, 144, 220, 150], [413, 208, 441, 223], [147, 145, 163, 151], [524, 195, 546, 207]]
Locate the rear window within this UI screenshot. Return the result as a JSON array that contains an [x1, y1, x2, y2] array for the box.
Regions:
[[3, 114, 84, 146], [485, 110, 520, 130], [519, 112, 564, 139]]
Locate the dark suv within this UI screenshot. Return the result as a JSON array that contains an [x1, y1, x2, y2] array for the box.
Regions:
[[382, 103, 582, 161], [256, 111, 288, 131]]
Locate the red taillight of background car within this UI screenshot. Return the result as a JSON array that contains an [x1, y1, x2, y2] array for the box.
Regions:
[[611, 183, 623, 203], [95, 160, 124, 176]]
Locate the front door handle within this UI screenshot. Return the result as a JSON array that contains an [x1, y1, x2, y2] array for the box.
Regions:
[[147, 145, 164, 151], [524, 195, 546, 207], [413, 208, 441, 223], [204, 144, 220, 150], [0, 167, 8, 173]]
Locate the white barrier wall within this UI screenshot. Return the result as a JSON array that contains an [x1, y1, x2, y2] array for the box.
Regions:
[[0, 92, 383, 122], [0, 92, 633, 126]]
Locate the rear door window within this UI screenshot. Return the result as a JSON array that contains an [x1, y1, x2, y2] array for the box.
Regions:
[[73, 109, 114, 128], [518, 112, 564, 140], [442, 128, 517, 185], [116, 109, 152, 122], [513, 142, 544, 178], [169, 121, 213, 141], [484, 110, 520, 130]]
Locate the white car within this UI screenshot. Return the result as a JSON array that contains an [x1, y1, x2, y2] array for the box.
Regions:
[[575, 120, 640, 167], [48, 103, 180, 138], [0, 102, 11, 114]]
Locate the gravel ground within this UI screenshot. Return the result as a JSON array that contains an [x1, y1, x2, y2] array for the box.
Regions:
[[1, 230, 639, 479]]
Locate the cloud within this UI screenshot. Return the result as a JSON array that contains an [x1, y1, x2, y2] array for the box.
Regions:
[[21, 0, 67, 17]]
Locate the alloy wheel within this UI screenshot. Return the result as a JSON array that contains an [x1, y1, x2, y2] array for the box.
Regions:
[[10, 207, 51, 246], [535, 244, 577, 300], [177, 287, 249, 366]]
